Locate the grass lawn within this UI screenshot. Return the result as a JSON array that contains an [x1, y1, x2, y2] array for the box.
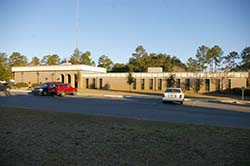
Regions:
[[0, 107, 249, 166]]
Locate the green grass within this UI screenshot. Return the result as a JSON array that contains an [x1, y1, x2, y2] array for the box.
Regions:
[[0, 107, 249, 166]]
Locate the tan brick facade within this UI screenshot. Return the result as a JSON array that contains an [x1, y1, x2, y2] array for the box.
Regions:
[[12, 65, 249, 93], [83, 72, 248, 93]]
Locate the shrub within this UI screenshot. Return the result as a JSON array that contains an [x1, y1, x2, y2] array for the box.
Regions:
[[224, 88, 250, 96], [31, 83, 41, 87], [15, 82, 28, 88]]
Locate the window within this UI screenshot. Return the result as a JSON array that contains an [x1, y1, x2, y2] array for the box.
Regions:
[[141, 79, 145, 90], [61, 74, 64, 83], [216, 79, 220, 91], [158, 79, 162, 90], [67, 74, 71, 84], [228, 79, 231, 89], [99, 79, 103, 89], [149, 79, 153, 90], [165, 89, 181, 93], [205, 79, 210, 91], [92, 79, 96, 89], [133, 79, 136, 90], [86, 79, 89, 88], [185, 79, 190, 91], [195, 79, 201, 92], [176, 79, 181, 88]]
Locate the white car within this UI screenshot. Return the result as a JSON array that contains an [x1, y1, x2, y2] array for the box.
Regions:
[[162, 88, 184, 104]]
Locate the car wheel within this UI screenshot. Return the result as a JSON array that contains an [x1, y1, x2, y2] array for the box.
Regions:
[[61, 91, 65, 97], [72, 91, 77, 96], [162, 101, 166, 104], [43, 91, 48, 96]]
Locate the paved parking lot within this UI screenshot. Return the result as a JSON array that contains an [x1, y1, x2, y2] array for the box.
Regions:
[[0, 91, 250, 128]]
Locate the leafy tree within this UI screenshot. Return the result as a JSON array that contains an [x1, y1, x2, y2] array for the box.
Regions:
[[207, 45, 223, 71], [170, 56, 186, 72], [195, 45, 209, 71], [9, 52, 28, 66], [129, 45, 148, 72], [223, 51, 239, 71], [41, 54, 60, 65], [186, 58, 200, 72], [111, 63, 128, 72], [98, 55, 113, 71], [69, 48, 81, 64], [0, 52, 12, 81], [60, 58, 67, 64], [0, 52, 8, 65], [190, 79, 204, 93], [167, 74, 176, 87], [127, 71, 135, 91], [128, 46, 187, 72], [240, 46, 250, 71], [29, 56, 40, 66], [80, 51, 95, 66]]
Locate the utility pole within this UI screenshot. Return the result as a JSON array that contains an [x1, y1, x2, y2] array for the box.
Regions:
[[75, 0, 80, 49]]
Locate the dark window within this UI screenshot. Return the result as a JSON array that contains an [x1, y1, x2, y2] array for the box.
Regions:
[[185, 79, 190, 91], [61, 74, 64, 83], [195, 79, 201, 92], [176, 79, 181, 88], [141, 79, 145, 90], [86, 79, 89, 88], [228, 79, 231, 89], [216, 79, 220, 91], [74, 74, 78, 88], [149, 79, 153, 90], [99, 79, 103, 89], [68, 74, 71, 84], [205, 79, 210, 91], [92, 79, 96, 89], [158, 79, 162, 90], [133, 79, 136, 90], [165, 88, 181, 93]]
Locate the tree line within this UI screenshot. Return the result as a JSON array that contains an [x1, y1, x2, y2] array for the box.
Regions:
[[0, 45, 249, 81]]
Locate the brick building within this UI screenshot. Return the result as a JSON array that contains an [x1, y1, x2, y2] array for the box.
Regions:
[[12, 64, 249, 93]]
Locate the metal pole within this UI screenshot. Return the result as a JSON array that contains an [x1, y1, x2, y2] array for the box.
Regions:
[[75, 0, 80, 49], [241, 86, 245, 100]]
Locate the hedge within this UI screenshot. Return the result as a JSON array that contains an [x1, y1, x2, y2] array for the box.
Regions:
[[15, 82, 28, 88]]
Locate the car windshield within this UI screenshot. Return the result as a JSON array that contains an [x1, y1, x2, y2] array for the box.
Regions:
[[41, 84, 48, 88], [165, 89, 181, 93]]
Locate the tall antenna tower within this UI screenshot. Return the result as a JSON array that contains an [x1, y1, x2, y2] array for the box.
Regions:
[[75, 0, 80, 49]]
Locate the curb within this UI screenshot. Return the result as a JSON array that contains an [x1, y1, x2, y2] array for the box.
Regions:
[[10, 89, 31, 93], [7, 90, 250, 105], [188, 98, 250, 105]]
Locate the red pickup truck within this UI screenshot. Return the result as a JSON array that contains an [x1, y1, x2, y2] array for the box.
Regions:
[[48, 82, 77, 96]]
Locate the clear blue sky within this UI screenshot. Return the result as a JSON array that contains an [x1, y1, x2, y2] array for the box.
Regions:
[[0, 0, 249, 64]]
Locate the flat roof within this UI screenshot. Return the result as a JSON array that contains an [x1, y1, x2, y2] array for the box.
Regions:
[[12, 64, 107, 73]]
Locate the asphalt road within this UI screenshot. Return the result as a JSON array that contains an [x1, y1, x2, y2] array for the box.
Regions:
[[0, 91, 250, 128]]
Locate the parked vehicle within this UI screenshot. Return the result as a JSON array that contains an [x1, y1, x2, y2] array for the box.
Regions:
[[48, 83, 77, 96], [162, 88, 184, 104], [32, 82, 54, 96], [0, 83, 10, 91]]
